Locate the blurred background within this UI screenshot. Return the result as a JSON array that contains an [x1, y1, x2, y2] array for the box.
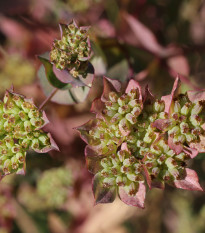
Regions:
[[1, 0, 205, 232]]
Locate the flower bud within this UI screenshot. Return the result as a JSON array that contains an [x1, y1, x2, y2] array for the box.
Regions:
[[125, 113, 137, 124], [124, 182, 139, 196], [189, 115, 202, 126], [109, 92, 118, 102], [103, 177, 115, 187], [153, 100, 165, 112], [116, 175, 127, 186], [191, 102, 203, 115], [181, 104, 190, 115], [174, 101, 181, 113], [16, 152, 25, 164]]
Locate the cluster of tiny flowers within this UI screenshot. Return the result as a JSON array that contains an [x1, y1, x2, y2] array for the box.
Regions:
[[167, 94, 204, 145], [0, 90, 52, 176], [37, 167, 72, 208], [99, 148, 144, 196], [78, 78, 204, 206], [50, 21, 91, 77]]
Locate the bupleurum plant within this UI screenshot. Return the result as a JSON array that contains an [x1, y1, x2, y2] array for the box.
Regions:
[[50, 20, 91, 77], [0, 88, 58, 179], [77, 77, 204, 208]]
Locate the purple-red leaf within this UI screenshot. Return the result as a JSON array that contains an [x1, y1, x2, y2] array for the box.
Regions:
[[125, 79, 142, 102], [75, 118, 97, 144], [93, 173, 116, 205], [85, 146, 103, 174], [168, 136, 183, 155], [183, 146, 199, 159], [90, 98, 104, 116], [161, 77, 180, 114], [189, 135, 205, 153], [118, 182, 146, 208], [151, 119, 170, 131], [124, 13, 177, 58], [174, 168, 203, 191], [101, 77, 121, 102], [34, 133, 59, 153], [143, 85, 155, 103], [187, 90, 205, 103]]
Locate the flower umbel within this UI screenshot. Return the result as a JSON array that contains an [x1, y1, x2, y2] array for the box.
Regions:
[[77, 77, 204, 208], [0, 89, 58, 178], [50, 20, 91, 77]]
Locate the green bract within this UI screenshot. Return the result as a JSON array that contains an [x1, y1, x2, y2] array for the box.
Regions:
[[0, 89, 58, 178], [50, 20, 91, 77], [77, 77, 204, 208]]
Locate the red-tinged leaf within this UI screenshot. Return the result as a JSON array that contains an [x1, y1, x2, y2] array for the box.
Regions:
[[167, 55, 190, 76], [183, 146, 199, 159], [173, 168, 203, 191], [124, 13, 177, 58], [187, 90, 205, 103], [41, 111, 50, 129], [142, 165, 151, 189], [118, 182, 146, 208], [143, 85, 155, 103], [53, 66, 84, 86], [168, 136, 183, 155], [90, 98, 104, 116], [125, 79, 142, 102], [189, 135, 205, 153], [101, 76, 121, 102], [34, 133, 59, 153], [161, 77, 180, 114], [75, 118, 97, 144], [93, 173, 116, 204], [85, 146, 103, 174], [151, 119, 170, 131]]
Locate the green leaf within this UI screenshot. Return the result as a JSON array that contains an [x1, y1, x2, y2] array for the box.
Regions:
[[38, 65, 91, 105], [38, 56, 67, 89]]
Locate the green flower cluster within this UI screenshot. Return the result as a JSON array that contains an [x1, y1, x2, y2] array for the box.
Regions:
[[0, 90, 54, 177], [100, 147, 143, 196], [37, 167, 72, 208], [167, 94, 204, 145], [50, 20, 91, 77], [78, 78, 204, 207]]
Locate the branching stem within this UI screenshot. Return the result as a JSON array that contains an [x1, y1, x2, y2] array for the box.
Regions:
[[39, 88, 58, 110]]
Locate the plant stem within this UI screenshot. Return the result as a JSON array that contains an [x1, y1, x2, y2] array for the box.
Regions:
[[39, 88, 58, 110]]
